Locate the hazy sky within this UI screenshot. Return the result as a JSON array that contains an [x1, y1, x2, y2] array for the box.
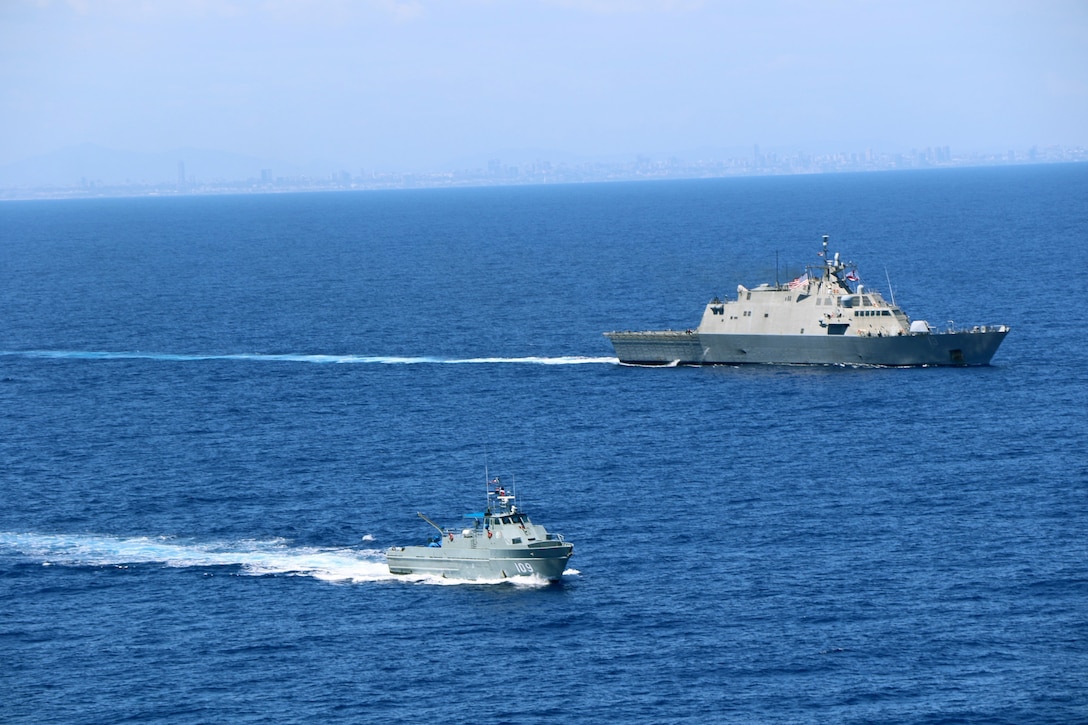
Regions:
[[2, 0, 1086, 172]]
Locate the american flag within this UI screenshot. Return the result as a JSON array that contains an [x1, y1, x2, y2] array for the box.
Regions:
[[788, 273, 809, 289]]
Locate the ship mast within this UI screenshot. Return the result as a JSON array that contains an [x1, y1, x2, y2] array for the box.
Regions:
[[821, 235, 830, 285]]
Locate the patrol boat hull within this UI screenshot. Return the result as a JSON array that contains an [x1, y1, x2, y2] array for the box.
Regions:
[[386, 542, 572, 581], [605, 236, 1010, 367]]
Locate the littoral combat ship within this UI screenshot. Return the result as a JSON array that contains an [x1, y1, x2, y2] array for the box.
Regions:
[[386, 478, 573, 582], [605, 235, 1009, 367]]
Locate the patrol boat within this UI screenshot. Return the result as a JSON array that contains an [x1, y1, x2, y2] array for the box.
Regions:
[[386, 478, 573, 582], [605, 235, 1009, 367]]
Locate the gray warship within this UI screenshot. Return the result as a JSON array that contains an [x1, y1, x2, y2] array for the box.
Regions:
[[605, 235, 1009, 367], [386, 478, 573, 582]]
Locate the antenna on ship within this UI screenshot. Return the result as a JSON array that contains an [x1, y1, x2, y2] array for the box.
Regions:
[[775, 250, 780, 288], [484, 454, 496, 511], [821, 235, 830, 282], [884, 266, 897, 307]]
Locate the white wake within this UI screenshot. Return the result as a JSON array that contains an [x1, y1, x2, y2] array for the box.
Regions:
[[1, 350, 617, 366]]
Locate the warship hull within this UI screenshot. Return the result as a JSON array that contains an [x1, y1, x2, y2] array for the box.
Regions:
[[605, 327, 1009, 367], [387, 542, 572, 581]]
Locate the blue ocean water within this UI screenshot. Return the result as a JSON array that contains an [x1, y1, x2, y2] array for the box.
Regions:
[[2, 165, 1087, 724]]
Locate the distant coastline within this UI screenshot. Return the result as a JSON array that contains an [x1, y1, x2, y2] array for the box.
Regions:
[[2, 144, 1085, 201]]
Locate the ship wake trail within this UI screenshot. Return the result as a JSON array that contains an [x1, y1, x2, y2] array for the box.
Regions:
[[0, 532, 391, 583], [0, 532, 560, 587], [1, 350, 618, 366]]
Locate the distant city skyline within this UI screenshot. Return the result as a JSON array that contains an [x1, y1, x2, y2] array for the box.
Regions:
[[7, 135, 1084, 188], [2, 1, 1086, 185], [2, 140, 1084, 201]]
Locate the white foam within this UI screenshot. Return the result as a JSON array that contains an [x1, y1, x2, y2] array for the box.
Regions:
[[0, 532, 389, 581], [1, 350, 618, 366]]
